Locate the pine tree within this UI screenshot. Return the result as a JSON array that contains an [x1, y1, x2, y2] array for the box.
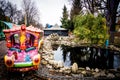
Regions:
[[69, 0, 82, 31], [61, 5, 69, 29], [70, 0, 82, 20]]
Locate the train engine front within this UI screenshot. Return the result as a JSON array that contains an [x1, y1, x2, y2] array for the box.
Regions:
[[3, 25, 43, 72]]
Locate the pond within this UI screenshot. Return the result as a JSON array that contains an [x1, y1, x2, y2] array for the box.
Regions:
[[53, 45, 120, 69]]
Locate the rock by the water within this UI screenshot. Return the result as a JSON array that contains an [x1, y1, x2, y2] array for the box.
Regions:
[[99, 71, 106, 77], [86, 66, 90, 71], [64, 70, 71, 74], [94, 73, 101, 78], [95, 68, 99, 73], [57, 61, 64, 68], [71, 62, 78, 73], [107, 73, 115, 78], [78, 67, 85, 70], [49, 60, 54, 65], [46, 64, 53, 69], [41, 60, 48, 65], [81, 71, 86, 75]]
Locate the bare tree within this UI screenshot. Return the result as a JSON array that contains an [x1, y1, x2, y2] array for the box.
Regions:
[[70, 0, 82, 20], [5, 2, 22, 23], [0, 0, 22, 23], [106, 0, 120, 31], [82, 0, 105, 14], [69, 0, 107, 16], [22, 0, 40, 26], [0, 0, 9, 21], [105, 0, 120, 43]]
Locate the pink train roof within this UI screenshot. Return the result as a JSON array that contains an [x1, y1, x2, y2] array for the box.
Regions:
[[3, 25, 43, 33]]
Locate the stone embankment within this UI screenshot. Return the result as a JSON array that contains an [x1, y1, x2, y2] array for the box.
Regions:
[[40, 33, 120, 79]]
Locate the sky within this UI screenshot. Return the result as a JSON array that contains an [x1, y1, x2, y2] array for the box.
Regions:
[[8, 0, 72, 27]]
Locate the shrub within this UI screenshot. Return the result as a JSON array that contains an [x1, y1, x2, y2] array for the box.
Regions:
[[73, 14, 109, 45]]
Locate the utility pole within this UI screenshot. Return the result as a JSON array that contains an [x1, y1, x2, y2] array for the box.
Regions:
[[25, 14, 27, 26]]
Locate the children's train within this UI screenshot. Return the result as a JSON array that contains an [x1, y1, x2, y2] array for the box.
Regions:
[[3, 24, 43, 72]]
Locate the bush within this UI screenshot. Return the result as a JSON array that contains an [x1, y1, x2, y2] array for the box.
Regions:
[[73, 14, 109, 45]]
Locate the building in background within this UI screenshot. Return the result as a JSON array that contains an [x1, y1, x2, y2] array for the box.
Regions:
[[44, 24, 68, 36]]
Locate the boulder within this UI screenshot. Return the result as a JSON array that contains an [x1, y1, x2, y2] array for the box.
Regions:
[[49, 60, 54, 65], [95, 68, 99, 73], [46, 64, 53, 69], [107, 73, 115, 78], [71, 62, 78, 73], [86, 66, 90, 71], [81, 71, 86, 75], [41, 60, 48, 65], [57, 61, 64, 68]]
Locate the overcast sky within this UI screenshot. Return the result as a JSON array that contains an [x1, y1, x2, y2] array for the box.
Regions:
[[8, 0, 71, 26]]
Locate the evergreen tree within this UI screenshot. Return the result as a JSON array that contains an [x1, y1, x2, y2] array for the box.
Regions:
[[70, 0, 82, 20], [61, 5, 69, 29], [69, 0, 82, 31]]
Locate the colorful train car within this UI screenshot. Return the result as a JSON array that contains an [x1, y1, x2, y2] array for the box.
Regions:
[[3, 24, 43, 72]]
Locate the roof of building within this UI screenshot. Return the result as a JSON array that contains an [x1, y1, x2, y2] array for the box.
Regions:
[[44, 27, 67, 30], [0, 20, 20, 29], [44, 24, 67, 30]]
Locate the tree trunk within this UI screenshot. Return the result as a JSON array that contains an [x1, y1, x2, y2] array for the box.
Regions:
[[106, 0, 119, 43]]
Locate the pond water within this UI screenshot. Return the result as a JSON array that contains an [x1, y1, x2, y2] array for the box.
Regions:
[[54, 47, 71, 67], [54, 45, 120, 69]]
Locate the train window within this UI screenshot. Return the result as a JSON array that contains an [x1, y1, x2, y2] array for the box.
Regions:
[[10, 34, 20, 49], [26, 33, 35, 48], [14, 34, 20, 44]]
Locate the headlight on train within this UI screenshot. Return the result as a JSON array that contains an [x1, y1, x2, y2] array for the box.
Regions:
[[32, 54, 41, 65], [4, 55, 14, 67]]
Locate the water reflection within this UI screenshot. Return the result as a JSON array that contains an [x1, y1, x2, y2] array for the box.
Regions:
[[114, 54, 120, 69], [54, 45, 120, 69], [64, 52, 71, 67], [54, 47, 63, 61], [53, 47, 71, 67]]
